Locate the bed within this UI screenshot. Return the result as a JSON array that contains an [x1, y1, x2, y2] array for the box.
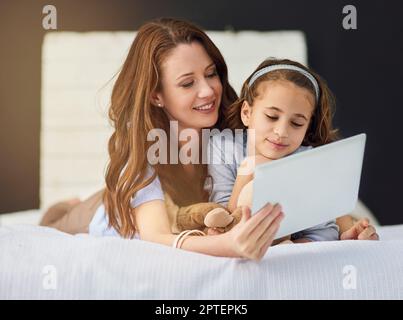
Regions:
[[1, 220, 402, 299]]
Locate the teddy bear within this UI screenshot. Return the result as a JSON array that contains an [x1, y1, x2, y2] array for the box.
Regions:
[[163, 179, 258, 235], [165, 192, 241, 235], [165, 179, 292, 244]]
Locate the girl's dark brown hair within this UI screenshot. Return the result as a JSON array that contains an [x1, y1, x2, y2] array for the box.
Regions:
[[226, 58, 339, 146], [103, 18, 237, 238]]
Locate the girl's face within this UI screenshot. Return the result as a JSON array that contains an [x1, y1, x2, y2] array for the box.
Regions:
[[155, 42, 223, 132], [241, 80, 315, 160]]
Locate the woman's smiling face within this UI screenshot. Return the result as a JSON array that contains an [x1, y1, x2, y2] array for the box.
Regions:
[[155, 41, 223, 132], [241, 80, 315, 160]]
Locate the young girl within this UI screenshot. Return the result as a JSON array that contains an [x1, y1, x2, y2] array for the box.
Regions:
[[207, 58, 379, 242]]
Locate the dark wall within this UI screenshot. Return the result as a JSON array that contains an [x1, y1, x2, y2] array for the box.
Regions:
[[1, 0, 402, 224]]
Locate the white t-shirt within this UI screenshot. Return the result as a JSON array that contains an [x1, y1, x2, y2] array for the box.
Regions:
[[89, 169, 164, 239]]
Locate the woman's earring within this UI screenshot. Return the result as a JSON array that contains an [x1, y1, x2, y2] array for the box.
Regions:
[[157, 103, 163, 107]]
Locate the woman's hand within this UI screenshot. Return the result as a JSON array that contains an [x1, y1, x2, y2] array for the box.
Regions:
[[223, 203, 284, 261], [340, 218, 379, 240]]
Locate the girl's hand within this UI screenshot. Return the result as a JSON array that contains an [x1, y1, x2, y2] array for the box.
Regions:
[[224, 203, 284, 261], [340, 218, 379, 240]]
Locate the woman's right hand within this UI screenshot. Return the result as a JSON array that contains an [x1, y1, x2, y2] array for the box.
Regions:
[[224, 203, 284, 261]]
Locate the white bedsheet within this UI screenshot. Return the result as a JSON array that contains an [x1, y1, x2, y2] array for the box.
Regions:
[[1, 224, 402, 299]]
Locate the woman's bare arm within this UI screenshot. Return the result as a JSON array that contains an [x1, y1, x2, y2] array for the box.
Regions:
[[135, 200, 284, 260]]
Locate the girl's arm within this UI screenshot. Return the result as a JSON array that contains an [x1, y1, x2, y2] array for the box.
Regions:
[[228, 155, 272, 212], [135, 199, 284, 260], [227, 172, 253, 212]]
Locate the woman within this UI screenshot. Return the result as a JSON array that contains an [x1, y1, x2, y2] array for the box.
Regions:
[[40, 18, 284, 260]]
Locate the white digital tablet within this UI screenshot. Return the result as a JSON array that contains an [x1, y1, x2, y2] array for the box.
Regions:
[[251, 133, 366, 239]]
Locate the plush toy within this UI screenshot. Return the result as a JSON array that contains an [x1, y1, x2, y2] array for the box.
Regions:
[[165, 180, 291, 244], [164, 180, 253, 235], [165, 192, 241, 234]]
